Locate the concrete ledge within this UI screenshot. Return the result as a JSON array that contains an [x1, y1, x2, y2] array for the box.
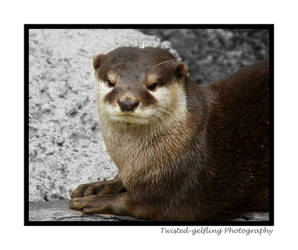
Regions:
[[29, 200, 145, 221], [29, 200, 269, 222]]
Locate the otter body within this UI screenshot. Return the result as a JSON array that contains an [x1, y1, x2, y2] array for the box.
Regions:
[[70, 47, 270, 221]]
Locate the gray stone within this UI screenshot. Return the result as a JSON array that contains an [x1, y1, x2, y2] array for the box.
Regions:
[[29, 200, 269, 222], [29, 200, 144, 221], [232, 212, 269, 221]]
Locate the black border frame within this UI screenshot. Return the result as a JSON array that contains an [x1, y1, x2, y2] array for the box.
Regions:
[[24, 24, 274, 226]]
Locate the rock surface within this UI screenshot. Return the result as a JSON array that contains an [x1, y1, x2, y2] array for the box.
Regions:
[[28, 200, 269, 222], [29, 29, 179, 202], [140, 29, 269, 85], [29, 200, 144, 221]]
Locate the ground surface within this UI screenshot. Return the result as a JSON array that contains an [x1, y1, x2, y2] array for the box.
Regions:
[[29, 200, 269, 222], [29, 200, 144, 221]]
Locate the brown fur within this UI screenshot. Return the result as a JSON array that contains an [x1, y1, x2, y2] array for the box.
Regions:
[[70, 47, 270, 221]]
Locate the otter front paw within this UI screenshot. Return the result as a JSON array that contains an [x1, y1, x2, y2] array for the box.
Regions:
[[70, 182, 106, 198], [70, 179, 125, 199], [70, 195, 98, 211], [70, 194, 117, 214]]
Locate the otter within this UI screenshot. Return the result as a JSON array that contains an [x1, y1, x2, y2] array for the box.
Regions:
[[70, 47, 270, 221]]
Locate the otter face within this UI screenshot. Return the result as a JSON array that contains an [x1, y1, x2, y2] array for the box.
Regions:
[[93, 47, 188, 125]]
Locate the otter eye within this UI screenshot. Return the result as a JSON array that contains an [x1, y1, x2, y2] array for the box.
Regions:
[[105, 79, 115, 88], [147, 82, 159, 91]]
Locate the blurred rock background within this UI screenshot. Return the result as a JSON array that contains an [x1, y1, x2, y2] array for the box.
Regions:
[[140, 29, 269, 84]]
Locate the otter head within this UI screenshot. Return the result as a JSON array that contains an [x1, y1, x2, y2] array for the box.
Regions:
[[93, 47, 189, 125]]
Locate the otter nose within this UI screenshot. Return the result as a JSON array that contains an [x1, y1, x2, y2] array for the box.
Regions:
[[117, 99, 139, 112]]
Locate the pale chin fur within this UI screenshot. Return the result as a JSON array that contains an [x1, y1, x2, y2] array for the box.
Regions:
[[106, 106, 155, 125], [109, 114, 150, 124]]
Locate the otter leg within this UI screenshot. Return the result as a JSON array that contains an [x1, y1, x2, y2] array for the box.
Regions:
[[70, 177, 125, 198], [69, 192, 158, 220]]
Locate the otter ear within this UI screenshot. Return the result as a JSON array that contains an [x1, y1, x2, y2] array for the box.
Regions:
[[174, 62, 188, 78], [93, 54, 105, 70]]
